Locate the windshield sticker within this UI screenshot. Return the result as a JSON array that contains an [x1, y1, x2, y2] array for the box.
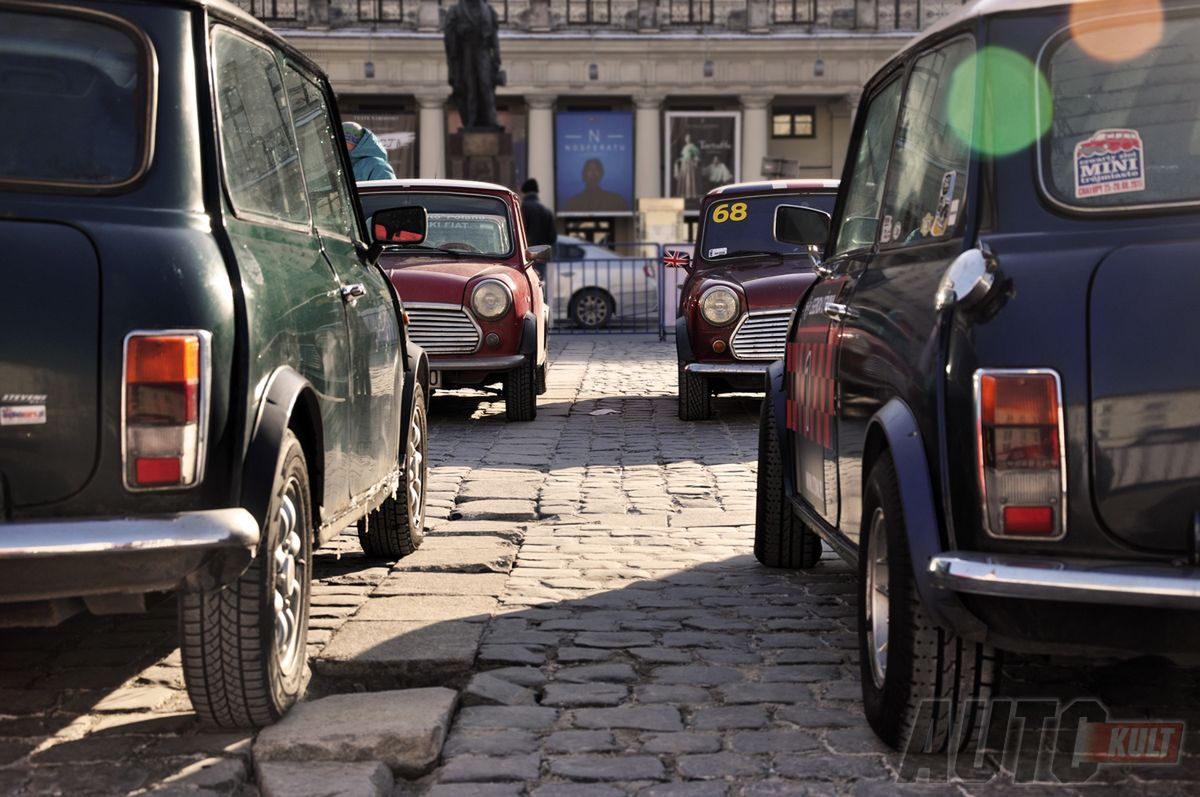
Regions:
[[920, 213, 934, 237], [932, 170, 957, 237], [947, 198, 961, 228], [880, 215, 893, 243], [1, 405, 45, 426], [892, 220, 902, 242], [708, 247, 728, 258], [711, 201, 748, 224], [1075, 129, 1145, 199]]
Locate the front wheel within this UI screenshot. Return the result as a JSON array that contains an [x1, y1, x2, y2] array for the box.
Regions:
[[504, 358, 538, 422], [754, 396, 822, 568], [858, 451, 1000, 752], [358, 382, 428, 559], [677, 365, 711, 421], [180, 430, 312, 727]]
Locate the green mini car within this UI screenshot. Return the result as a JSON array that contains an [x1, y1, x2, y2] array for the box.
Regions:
[[0, 0, 429, 727]]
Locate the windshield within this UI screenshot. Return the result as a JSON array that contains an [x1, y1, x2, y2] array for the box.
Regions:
[[697, 193, 836, 264], [1042, 11, 1200, 210], [360, 192, 514, 257], [0, 8, 149, 189]]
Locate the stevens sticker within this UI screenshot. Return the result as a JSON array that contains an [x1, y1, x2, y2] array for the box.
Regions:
[[1075, 129, 1145, 199], [1, 405, 46, 426]]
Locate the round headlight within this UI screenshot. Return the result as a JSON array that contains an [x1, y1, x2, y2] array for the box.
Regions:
[[700, 286, 740, 327], [471, 279, 512, 320]]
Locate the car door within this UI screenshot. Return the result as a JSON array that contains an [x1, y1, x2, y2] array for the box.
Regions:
[[790, 75, 904, 540], [283, 63, 402, 495]]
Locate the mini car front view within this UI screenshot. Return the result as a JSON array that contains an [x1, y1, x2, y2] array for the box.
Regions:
[[755, 0, 1200, 753]]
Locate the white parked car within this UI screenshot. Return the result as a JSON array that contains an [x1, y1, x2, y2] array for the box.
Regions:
[[547, 236, 658, 329]]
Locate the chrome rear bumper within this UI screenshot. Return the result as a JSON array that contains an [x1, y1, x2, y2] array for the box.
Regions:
[[0, 509, 260, 602], [684, 362, 771, 379], [929, 552, 1200, 609]]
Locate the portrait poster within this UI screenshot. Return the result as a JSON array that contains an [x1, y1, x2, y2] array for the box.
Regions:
[[664, 112, 741, 213], [554, 112, 635, 217]]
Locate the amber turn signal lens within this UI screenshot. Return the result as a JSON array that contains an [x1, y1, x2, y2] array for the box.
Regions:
[[126, 336, 199, 385], [712, 340, 727, 354]]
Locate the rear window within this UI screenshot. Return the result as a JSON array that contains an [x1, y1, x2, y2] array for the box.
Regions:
[[0, 7, 151, 190], [360, 192, 514, 258], [697, 193, 836, 264], [1042, 10, 1200, 210]]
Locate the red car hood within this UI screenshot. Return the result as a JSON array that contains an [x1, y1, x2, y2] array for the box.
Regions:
[[694, 257, 816, 311], [380, 256, 525, 305]]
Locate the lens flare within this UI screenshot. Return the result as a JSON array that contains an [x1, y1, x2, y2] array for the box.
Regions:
[[1069, 0, 1164, 63], [948, 47, 1053, 158]]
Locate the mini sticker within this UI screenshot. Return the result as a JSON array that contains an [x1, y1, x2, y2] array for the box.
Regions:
[[1, 405, 45, 426], [1075, 128, 1145, 199], [932, 170, 957, 237], [708, 247, 728, 258], [880, 216, 893, 243], [920, 213, 934, 237], [947, 198, 961, 228], [893, 221, 902, 242]]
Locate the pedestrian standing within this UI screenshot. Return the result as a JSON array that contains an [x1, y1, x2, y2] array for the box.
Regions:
[[521, 178, 556, 248], [343, 122, 396, 182]]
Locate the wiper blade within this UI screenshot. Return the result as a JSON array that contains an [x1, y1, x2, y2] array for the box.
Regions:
[[382, 243, 463, 257], [712, 249, 781, 260]]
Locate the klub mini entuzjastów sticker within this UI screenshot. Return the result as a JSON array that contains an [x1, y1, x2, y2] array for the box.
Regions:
[[1075, 129, 1146, 199]]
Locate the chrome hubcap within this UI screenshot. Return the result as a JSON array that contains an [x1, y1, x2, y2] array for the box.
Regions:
[[272, 478, 304, 671], [575, 295, 608, 327], [865, 506, 890, 689], [406, 402, 425, 529]]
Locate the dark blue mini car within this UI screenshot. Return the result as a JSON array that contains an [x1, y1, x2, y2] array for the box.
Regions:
[[756, 0, 1200, 750]]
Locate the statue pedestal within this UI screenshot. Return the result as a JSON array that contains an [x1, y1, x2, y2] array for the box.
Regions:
[[448, 129, 515, 187]]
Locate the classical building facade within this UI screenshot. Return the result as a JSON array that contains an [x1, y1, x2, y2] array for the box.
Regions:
[[243, 0, 965, 237]]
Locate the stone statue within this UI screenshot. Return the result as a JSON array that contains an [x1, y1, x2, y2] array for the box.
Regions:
[[443, 0, 503, 129]]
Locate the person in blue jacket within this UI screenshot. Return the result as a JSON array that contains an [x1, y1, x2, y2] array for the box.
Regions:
[[343, 122, 396, 181]]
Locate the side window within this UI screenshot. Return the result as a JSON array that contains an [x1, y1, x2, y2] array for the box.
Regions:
[[284, 65, 358, 238], [832, 78, 903, 256], [212, 28, 308, 225], [879, 37, 975, 248]]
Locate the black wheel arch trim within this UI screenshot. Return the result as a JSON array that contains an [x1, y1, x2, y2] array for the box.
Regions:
[[676, 315, 694, 363], [403, 339, 430, 441], [242, 367, 323, 534]]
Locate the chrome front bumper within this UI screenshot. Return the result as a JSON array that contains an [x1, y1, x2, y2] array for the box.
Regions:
[[684, 362, 771, 379], [0, 509, 260, 602], [430, 354, 525, 373], [929, 552, 1200, 610]]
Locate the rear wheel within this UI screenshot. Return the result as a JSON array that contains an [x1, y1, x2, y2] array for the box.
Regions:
[[570, 288, 614, 329], [180, 430, 311, 727], [677, 364, 711, 421], [358, 383, 428, 559], [504, 358, 538, 422], [858, 451, 1000, 751], [754, 396, 822, 568]]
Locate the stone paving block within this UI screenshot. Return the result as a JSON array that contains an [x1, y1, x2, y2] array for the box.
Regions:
[[482, 666, 548, 688], [456, 500, 539, 522], [557, 647, 615, 663], [391, 541, 517, 574], [651, 666, 744, 686], [544, 730, 620, 754], [771, 753, 888, 781], [426, 785, 524, 797], [717, 684, 815, 705], [549, 754, 666, 781], [677, 752, 767, 779], [440, 754, 542, 782], [443, 731, 540, 757], [351, 594, 497, 623], [690, 706, 771, 730], [314, 621, 484, 687], [533, 785, 627, 797], [554, 663, 638, 683], [479, 644, 548, 666], [639, 783, 729, 797], [257, 761, 391, 797], [455, 706, 559, 731], [729, 731, 821, 754], [254, 688, 456, 776], [572, 706, 683, 732], [373, 573, 511, 596], [641, 733, 723, 755], [541, 683, 628, 707], [464, 672, 539, 706], [574, 632, 656, 649]]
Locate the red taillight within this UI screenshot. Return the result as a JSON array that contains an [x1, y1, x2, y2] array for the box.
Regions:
[[124, 333, 207, 489], [976, 371, 1065, 539]]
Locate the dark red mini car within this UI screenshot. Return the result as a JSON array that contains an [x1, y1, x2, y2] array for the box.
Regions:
[[357, 180, 550, 421], [667, 180, 839, 420]]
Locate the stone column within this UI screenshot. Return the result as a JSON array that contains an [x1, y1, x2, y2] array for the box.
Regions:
[[416, 0, 441, 32], [741, 95, 771, 183], [526, 95, 556, 209], [634, 94, 665, 202], [417, 92, 449, 179]]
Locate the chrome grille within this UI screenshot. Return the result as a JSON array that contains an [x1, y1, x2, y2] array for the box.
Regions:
[[406, 305, 481, 356], [730, 310, 792, 361]]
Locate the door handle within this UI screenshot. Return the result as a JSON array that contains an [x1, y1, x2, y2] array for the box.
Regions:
[[823, 302, 860, 322], [340, 283, 367, 304]]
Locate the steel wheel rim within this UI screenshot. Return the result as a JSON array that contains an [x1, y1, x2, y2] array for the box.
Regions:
[[406, 400, 425, 529], [575, 294, 608, 327], [273, 477, 305, 672], [865, 506, 890, 689]]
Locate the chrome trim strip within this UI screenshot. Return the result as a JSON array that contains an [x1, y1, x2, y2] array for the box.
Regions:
[[0, 509, 259, 557], [929, 553, 1200, 609], [405, 303, 483, 355], [121, 329, 213, 493], [684, 363, 771, 377], [972, 367, 1068, 542], [729, 309, 793, 361], [429, 355, 525, 372]]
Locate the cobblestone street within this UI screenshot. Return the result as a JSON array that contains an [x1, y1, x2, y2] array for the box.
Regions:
[[3, 335, 1200, 795]]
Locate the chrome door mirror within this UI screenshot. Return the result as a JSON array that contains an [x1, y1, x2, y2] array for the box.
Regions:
[[935, 245, 997, 312], [526, 244, 552, 264], [775, 205, 832, 248]]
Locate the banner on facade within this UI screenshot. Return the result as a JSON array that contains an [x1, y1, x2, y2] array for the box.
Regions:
[[355, 112, 417, 179], [554, 112, 635, 217], [664, 112, 740, 213]]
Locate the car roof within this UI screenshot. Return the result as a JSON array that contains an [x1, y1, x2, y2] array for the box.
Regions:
[[899, 0, 1081, 56], [358, 178, 517, 198], [705, 179, 840, 199]]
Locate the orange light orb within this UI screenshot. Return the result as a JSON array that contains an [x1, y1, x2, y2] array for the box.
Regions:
[[1068, 0, 1164, 63]]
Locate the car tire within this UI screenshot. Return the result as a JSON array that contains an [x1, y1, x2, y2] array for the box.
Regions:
[[858, 451, 1000, 752], [504, 358, 538, 422], [570, 287, 614, 329], [180, 430, 311, 728], [754, 395, 823, 568], [358, 382, 428, 559], [677, 364, 711, 421]]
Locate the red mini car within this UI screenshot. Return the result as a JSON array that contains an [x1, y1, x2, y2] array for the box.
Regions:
[[667, 180, 839, 420], [357, 180, 550, 421]]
